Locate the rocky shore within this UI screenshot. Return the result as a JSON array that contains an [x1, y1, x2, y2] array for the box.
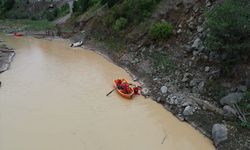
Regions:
[[80, 37, 248, 150], [0, 38, 15, 74]]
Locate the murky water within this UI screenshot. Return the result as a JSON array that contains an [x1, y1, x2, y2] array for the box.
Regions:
[[0, 36, 215, 150]]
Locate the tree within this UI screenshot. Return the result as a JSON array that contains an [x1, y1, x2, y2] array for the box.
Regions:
[[205, 0, 250, 66]]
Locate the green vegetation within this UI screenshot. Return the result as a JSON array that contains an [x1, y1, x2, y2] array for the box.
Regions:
[[205, 80, 227, 99], [113, 17, 128, 31], [0, 0, 15, 17], [73, 0, 90, 13], [0, 19, 55, 31], [205, 0, 250, 69], [149, 22, 173, 40], [237, 91, 250, 129], [150, 52, 173, 71], [103, 0, 161, 30], [43, 3, 70, 21], [57, 3, 70, 18], [101, 0, 120, 8]]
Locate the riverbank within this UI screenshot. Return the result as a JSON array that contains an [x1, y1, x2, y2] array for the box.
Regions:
[[0, 37, 15, 73], [70, 35, 249, 149]]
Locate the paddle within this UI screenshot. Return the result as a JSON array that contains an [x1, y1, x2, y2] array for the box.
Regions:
[[106, 88, 116, 96]]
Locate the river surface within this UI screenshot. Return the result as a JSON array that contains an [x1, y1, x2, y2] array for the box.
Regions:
[[0, 35, 215, 150]]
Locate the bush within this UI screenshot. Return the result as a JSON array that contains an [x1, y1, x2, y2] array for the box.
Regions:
[[205, 0, 250, 65], [43, 10, 57, 21], [113, 17, 127, 31], [73, 0, 90, 13], [103, 0, 161, 28], [101, 0, 120, 8], [149, 22, 173, 40], [57, 3, 70, 17], [0, 0, 15, 16]]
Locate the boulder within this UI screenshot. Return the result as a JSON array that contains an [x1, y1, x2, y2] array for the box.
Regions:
[[212, 124, 228, 146], [205, 66, 210, 72], [0, 64, 9, 72], [223, 105, 237, 120], [141, 88, 149, 96], [198, 81, 205, 92], [220, 92, 244, 105], [191, 38, 201, 50], [160, 86, 168, 94], [237, 85, 247, 92], [183, 105, 195, 116], [181, 73, 191, 82]]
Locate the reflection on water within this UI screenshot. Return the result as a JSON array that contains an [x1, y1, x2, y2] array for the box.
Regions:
[[0, 36, 214, 150]]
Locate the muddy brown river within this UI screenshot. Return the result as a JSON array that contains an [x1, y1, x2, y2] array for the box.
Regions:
[[0, 35, 215, 150]]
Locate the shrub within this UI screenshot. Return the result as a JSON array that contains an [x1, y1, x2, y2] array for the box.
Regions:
[[101, 0, 120, 8], [113, 17, 127, 31], [205, 0, 250, 66], [0, 0, 15, 16], [57, 3, 70, 17], [149, 22, 173, 40], [43, 10, 57, 21], [103, 0, 161, 27], [73, 0, 90, 13]]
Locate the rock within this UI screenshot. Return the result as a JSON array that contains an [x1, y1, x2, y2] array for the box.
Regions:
[[187, 16, 194, 23], [183, 105, 195, 116], [212, 124, 228, 146], [189, 79, 198, 87], [132, 76, 138, 81], [156, 97, 161, 103], [181, 73, 191, 82], [223, 105, 237, 120], [206, 0, 212, 7], [141, 88, 149, 96], [188, 22, 195, 30], [192, 50, 199, 56], [177, 114, 184, 121], [182, 101, 193, 107], [237, 85, 247, 92], [191, 38, 201, 50], [160, 86, 168, 94], [198, 81, 205, 91], [205, 66, 210, 72], [0, 64, 9, 72], [184, 45, 192, 53], [220, 92, 244, 105], [177, 29, 182, 34], [197, 26, 203, 33]]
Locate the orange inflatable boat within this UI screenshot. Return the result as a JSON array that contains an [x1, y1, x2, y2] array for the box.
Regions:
[[113, 79, 134, 99]]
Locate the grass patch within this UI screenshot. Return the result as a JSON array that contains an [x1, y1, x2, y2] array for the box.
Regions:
[[0, 19, 55, 31], [149, 22, 173, 40], [205, 80, 227, 98], [92, 32, 125, 52], [231, 91, 250, 129], [149, 52, 174, 71]]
